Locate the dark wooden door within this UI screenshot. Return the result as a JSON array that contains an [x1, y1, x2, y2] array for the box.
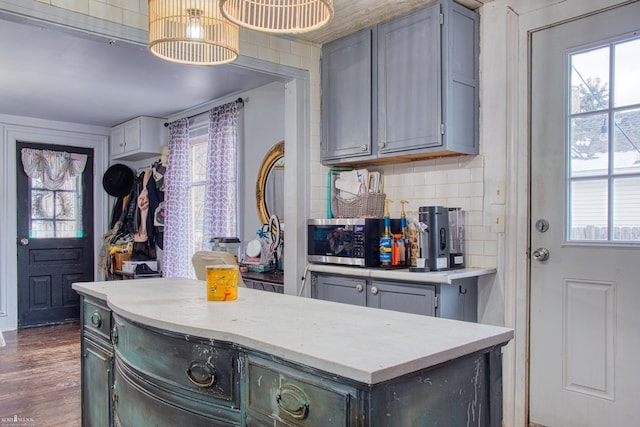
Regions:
[[16, 141, 94, 327]]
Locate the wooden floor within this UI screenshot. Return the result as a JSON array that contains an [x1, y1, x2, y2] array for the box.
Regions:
[[0, 322, 81, 427]]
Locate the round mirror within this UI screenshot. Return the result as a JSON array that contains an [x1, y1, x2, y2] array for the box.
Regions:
[[256, 141, 284, 225]]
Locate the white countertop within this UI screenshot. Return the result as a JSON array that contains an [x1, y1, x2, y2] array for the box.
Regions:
[[73, 278, 512, 385], [307, 264, 496, 284]]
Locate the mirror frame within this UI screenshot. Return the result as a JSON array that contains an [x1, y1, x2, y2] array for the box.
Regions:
[[256, 140, 285, 225]]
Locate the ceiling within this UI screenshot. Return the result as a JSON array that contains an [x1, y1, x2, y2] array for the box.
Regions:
[[0, 0, 489, 128], [0, 17, 280, 128]]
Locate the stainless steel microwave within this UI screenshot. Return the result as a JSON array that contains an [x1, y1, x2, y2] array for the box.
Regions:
[[307, 218, 384, 267]]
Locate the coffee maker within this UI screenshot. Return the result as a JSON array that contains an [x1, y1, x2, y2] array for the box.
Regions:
[[418, 206, 449, 271], [418, 206, 465, 271]]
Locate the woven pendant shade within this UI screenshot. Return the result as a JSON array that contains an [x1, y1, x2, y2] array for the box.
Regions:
[[149, 0, 239, 65], [220, 0, 334, 34]]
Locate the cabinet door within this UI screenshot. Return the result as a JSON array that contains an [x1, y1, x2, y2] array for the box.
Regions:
[[82, 338, 112, 427], [123, 119, 141, 153], [321, 28, 374, 162], [437, 278, 477, 322], [110, 125, 125, 157], [368, 280, 436, 316], [377, 4, 442, 155], [311, 273, 366, 307]]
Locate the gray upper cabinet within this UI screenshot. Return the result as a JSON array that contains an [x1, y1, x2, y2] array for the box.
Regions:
[[321, 28, 375, 162], [321, 0, 479, 165]]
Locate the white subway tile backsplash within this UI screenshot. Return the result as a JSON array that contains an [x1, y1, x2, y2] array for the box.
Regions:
[[51, 0, 89, 14], [89, 0, 122, 23], [447, 168, 472, 183], [435, 183, 459, 198], [459, 182, 484, 198]]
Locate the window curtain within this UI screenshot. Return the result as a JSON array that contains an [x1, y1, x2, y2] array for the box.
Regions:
[[203, 102, 239, 244], [21, 148, 87, 190], [163, 118, 191, 278]]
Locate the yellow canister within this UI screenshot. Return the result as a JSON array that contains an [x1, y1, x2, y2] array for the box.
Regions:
[[206, 265, 238, 301]]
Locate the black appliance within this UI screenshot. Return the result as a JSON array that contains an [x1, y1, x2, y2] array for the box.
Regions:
[[419, 206, 451, 271], [307, 218, 384, 267]]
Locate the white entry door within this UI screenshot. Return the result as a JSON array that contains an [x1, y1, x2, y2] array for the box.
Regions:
[[529, 2, 640, 426]]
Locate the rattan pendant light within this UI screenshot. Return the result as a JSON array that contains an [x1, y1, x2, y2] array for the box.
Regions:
[[148, 0, 239, 65], [219, 0, 334, 34]]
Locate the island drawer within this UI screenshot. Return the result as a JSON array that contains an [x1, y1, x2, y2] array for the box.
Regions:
[[112, 314, 239, 405], [246, 355, 358, 426], [82, 298, 111, 341]]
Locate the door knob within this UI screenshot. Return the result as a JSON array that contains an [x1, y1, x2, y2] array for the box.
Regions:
[[532, 247, 549, 261], [18, 238, 29, 246]]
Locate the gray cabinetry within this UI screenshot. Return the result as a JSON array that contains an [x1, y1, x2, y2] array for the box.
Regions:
[[368, 279, 436, 316], [311, 274, 367, 306], [311, 272, 475, 321], [80, 297, 113, 427], [321, 0, 478, 165], [321, 28, 374, 162]]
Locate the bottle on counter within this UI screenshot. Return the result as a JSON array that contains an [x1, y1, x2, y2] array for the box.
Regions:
[[379, 199, 393, 267]]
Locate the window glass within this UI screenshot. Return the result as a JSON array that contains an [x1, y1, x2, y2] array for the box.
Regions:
[[29, 175, 83, 238], [567, 37, 640, 243], [614, 38, 640, 107]]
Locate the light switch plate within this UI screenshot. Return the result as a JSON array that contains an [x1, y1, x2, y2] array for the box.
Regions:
[[490, 182, 506, 204], [490, 206, 506, 233]]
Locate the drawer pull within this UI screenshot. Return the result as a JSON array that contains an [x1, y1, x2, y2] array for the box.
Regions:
[[90, 311, 102, 328], [111, 325, 118, 345], [276, 383, 309, 420], [186, 361, 216, 388]]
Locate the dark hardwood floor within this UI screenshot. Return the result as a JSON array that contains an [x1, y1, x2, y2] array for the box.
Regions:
[[0, 322, 81, 427]]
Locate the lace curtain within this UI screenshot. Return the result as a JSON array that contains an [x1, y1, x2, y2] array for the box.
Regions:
[[21, 148, 87, 190], [163, 119, 192, 278]]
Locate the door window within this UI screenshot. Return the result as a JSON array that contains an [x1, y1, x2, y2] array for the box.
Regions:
[[29, 174, 84, 238], [568, 37, 640, 242]]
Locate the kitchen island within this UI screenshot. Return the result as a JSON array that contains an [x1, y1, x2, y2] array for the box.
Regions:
[[74, 278, 512, 426]]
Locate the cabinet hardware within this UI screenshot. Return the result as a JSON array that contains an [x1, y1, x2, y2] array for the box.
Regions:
[[186, 361, 217, 388], [370, 286, 379, 295], [276, 383, 310, 420]]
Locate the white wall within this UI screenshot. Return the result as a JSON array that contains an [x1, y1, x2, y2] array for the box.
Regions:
[[241, 82, 285, 243]]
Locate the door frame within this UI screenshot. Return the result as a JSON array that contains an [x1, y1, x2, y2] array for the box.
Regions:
[[0, 117, 109, 331], [506, 0, 635, 425]]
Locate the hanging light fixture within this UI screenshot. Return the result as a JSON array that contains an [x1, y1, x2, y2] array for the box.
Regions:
[[148, 0, 239, 65], [219, 0, 334, 34]]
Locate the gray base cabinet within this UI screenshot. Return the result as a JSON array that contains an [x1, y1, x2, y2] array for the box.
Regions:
[[311, 272, 477, 322], [321, 0, 479, 165]]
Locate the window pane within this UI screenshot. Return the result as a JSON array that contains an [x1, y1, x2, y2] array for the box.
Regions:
[[190, 184, 206, 253], [570, 46, 609, 114], [613, 177, 640, 241], [30, 220, 54, 238], [191, 142, 208, 182], [570, 113, 609, 177], [29, 175, 83, 238], [614, 38, 640, 107], [569, 179, 608, 241], [613, 108, 640, 174]]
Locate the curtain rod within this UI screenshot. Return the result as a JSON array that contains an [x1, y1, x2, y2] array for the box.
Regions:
[[163, 97, 247, 127]]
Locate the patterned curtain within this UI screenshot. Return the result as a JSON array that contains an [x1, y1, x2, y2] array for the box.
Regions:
[[21, 148, 87, 190], [203, 102, 239, 244], [163, 119, 192, 278]]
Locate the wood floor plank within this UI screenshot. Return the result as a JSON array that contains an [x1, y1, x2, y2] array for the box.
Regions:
[[0, 323, 81, 426]]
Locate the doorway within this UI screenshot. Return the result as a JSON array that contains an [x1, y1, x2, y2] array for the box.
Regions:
[[529, 2, 640, 425], [16, 142, 95, 327]]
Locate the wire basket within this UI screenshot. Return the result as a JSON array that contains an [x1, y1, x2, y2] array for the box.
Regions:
[[334, 192, 386, 218]]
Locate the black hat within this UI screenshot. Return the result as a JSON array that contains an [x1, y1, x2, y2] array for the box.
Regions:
[[102, 164, 135, 197]]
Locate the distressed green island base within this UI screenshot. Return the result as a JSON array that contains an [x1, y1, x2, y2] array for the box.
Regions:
[[74, 278, 512, 426]]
